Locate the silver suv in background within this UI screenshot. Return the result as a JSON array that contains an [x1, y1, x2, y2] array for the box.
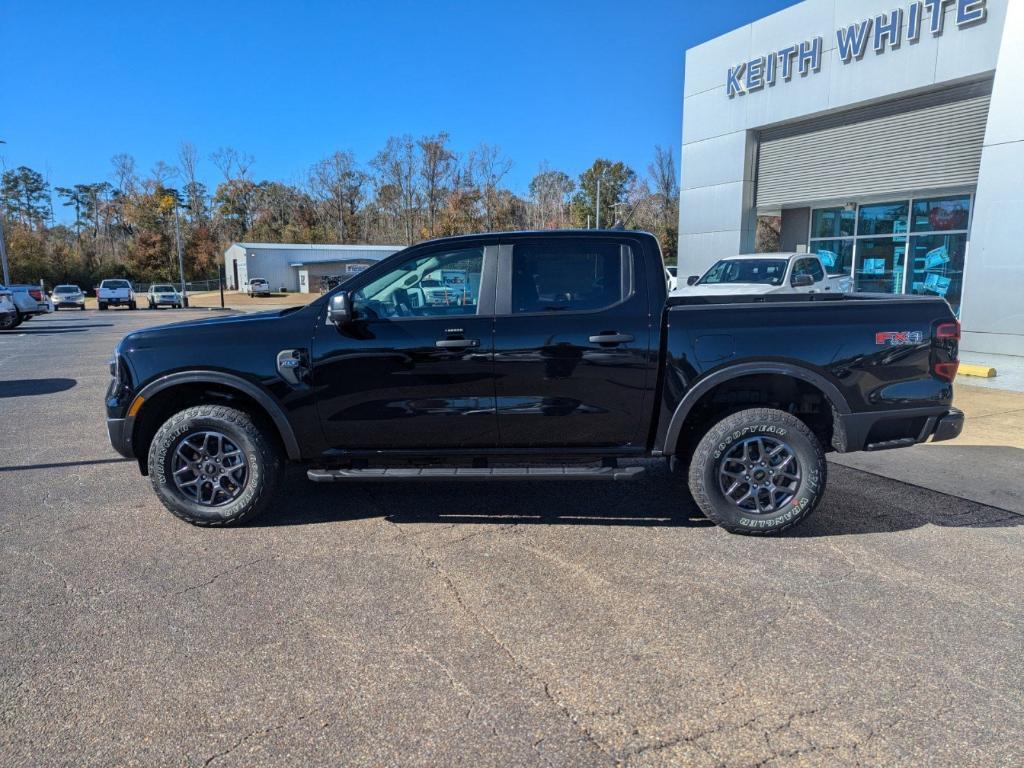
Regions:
[[147, 284, 183, 309], [52, 284, 86, 310], [245, 278, 271, 297]]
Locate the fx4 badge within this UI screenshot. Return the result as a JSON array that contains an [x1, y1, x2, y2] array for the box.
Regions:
[[876, 331, 923, 346]]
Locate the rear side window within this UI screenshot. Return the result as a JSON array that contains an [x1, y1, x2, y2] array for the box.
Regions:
[[511, 240, 634, 313], [102, 280, 130, 289]]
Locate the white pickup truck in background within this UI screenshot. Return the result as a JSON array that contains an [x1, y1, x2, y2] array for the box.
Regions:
[[97, 279, 137, 310], [673, 253, 852, 297]]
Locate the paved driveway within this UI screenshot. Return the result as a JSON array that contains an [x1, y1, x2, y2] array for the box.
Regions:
[[1, 311, 1022, 767]]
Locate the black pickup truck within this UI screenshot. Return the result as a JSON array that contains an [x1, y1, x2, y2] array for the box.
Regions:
[[106, 230, 963, 534]]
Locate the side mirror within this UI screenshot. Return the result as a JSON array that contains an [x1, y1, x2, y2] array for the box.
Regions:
[[327, 292, 352, 325], [791, 274, 814, 288], [686, 275, 699, 286]]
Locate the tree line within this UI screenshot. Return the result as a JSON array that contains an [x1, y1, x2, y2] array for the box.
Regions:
[[0, 135, 679, 288]]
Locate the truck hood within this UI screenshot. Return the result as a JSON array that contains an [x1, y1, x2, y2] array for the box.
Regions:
[[671, 283, 780, 297], [118, 307, 304, 351]]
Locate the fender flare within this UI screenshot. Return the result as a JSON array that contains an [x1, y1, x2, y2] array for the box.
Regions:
[[660, 362, 851, 455], [133, 371, 302, 460]]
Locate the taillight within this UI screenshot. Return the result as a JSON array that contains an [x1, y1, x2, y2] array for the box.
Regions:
[[935, 321, 960, 341], [29, 289, 42, 301], [931, 320, 960, 382]]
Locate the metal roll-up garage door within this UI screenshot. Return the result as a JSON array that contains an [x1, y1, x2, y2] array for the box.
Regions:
[[756, 79, 992, 210]]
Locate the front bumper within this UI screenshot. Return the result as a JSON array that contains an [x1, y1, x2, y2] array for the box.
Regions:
[[107, 417, 134, 459], [839, 407, 964, 452]]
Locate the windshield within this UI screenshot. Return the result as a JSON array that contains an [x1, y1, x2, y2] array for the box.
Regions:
[[251, 279, 267, 285], [101, 280, 130, 289], [666, 267, 677, 276], [152, 285, 175, 292], [55, 285, 79, 294], [698, 259, 787, 286]]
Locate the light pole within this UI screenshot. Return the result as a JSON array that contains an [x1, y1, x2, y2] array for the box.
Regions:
[[172, 199, 189, 307], [0, 140, 9, 285]]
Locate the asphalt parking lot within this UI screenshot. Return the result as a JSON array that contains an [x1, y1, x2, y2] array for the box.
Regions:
[[2, 310, 1022, 767]]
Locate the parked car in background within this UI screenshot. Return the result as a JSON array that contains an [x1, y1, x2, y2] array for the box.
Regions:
[[0, 287, 16, 329], [245, 278, 271, 297], [147, 284, 183, 309], [675, 253, 852, 297], [52, 284, 86, 310], [665, 265, 678, 291], [97, 279, 137, 310], [1, 284, 51, 327]]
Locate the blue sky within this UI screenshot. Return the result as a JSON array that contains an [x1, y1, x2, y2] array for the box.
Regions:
[[1, 0, 795, 210]]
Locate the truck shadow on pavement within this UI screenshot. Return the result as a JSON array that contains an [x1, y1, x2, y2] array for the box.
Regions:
[[253, 461, 1024, 537], [7, 323, 114, 334], [0, 378, 77, 398]]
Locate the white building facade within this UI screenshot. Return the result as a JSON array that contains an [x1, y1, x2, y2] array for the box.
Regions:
[[224, 243, 402, 294], [679, 0, 1023, 354]]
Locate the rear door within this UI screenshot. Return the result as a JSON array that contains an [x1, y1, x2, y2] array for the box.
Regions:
[[491, 235, 654, 449]]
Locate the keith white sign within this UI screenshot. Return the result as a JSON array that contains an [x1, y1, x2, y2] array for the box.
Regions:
[[726, 0, 987, 98]]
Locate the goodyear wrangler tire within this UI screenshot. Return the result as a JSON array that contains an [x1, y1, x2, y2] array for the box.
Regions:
[[148, 405, 282, 526], [688, 408, 826, 535]]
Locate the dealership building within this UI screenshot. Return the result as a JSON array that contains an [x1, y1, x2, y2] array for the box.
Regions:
[[224, 242, 402, 294], [679, 0, 1022, 354]]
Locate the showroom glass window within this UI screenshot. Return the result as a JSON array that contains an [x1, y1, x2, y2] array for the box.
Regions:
[[808, 208, 855, 276], [809, 194, 971, 314]]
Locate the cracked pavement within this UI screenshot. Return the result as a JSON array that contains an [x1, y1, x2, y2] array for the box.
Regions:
[[1, 311, 1023, 767]]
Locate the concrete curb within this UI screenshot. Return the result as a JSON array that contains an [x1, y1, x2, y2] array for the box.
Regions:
[[959, 363, 997, 378]]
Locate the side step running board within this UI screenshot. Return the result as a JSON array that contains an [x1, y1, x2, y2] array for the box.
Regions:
[[307, 466, 646, 482]]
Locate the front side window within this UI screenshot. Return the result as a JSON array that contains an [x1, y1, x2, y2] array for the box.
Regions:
[[793, 258, 824, 282], [511, 240, 633, 313], [699, 259, 787, 286], [353, 246, 484, 319]]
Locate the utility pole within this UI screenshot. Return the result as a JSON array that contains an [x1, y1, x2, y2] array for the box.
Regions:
[[595, 178, 602, 230], [0, 140, 8, 285], [173, 202, 190, 307]]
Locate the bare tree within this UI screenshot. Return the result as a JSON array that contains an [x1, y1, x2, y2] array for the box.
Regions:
[[371, 136, 420, 245], [473, 143, 512, 231], [210, 146, 254, 183], [529, 164, 575, 229], [417, 133, 454, 238], [177, 141, 207, 221], [150, 160, 179, 188], [308, 151, 366, 242], [111, 153, 138, 196]]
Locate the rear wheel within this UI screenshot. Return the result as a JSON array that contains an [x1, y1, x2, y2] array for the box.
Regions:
[[688, 408, 826, 535], [99, 302, 107, 310], [148, 405, 282, 526], [128, 300, 137, 310]]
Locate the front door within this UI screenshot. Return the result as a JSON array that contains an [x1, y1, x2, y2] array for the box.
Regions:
[[312, 242, 499, 451], [491, 236, 654, 449]]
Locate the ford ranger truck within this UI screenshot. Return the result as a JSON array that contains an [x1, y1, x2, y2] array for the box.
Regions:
[[106, 231, 963, 534]]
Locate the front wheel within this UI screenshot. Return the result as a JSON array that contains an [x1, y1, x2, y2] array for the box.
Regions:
[[688, 408, 826, 535], [128, 300, 137, 310], [148, 405, 282, 526]]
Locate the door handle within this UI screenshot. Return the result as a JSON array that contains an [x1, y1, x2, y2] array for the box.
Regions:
[[435, 338, 480, 349], [588, 333, 634, 345]]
